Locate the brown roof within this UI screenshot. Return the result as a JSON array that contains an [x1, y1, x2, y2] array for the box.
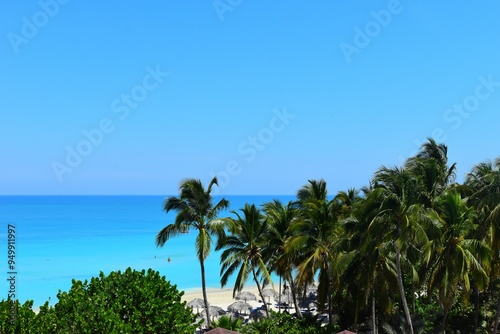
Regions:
[[337, 331, 357, 334], [205, 328, 241, 334]]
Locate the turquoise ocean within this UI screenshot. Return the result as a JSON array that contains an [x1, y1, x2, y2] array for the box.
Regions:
[[0, 195, 294, 308]]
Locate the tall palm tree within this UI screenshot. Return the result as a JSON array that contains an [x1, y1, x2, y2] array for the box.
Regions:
[[297, 179, 328, 204], [425, 191, 490, 333], [369, 166, 432, 334], [262, 199, 301, 316], [341, 189, 398, 333], [405, 138, 456, 207], [156, 177, 229, 328], [465, 158, 500, 332], [288, 179, 340, 326], [217, 204, 273, 317]]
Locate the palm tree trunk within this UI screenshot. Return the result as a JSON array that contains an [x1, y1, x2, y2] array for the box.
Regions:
[[474, 287, 479, 333], [327, 282, 333, 327], [492, 294, 500, 334], [354, 298, 360, 330], [395, 248, 414, 334], [252, 267, 269, 318], [278, 275, 282, 314], [372, 295, 378, 334], [288, 277, 302, 318], [199, 258, 211, 328], [411, 281, 416, 314], [440, 308, 448, 334]]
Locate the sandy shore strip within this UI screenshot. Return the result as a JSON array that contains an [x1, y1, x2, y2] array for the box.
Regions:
[[181, 286, 277, 312]]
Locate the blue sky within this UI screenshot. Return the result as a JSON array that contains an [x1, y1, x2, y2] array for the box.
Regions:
[[1, 1, 499, 195]]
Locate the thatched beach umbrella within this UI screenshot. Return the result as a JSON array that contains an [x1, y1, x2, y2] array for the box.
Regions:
[[275, 293, 292, 304], [225, 311, 244, 321], [235, 291, 257, 302], [261, 288, 278, 304], [204, 305, 225, 319], [227, 301, 252, 314], [187, 298, 207, 314], [249, 308, 267, 321]]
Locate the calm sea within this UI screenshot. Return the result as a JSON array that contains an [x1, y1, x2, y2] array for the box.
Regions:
[[0, 195, 294, 308]]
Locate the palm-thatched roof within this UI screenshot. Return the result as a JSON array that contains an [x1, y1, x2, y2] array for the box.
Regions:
[[205, 328, 241, 334]]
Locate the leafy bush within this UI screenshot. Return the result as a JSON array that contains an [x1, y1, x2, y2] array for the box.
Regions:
[[241, 311, 328, 334], [210, 315, 243, 331], [0, 299, 36, 333], [3, 268, 199, 333]]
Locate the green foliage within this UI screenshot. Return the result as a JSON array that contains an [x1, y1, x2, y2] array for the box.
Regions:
[[210, 315, 243, 331], [0, 299, 36, 333], [240, 311, 328, 334], [35, 268, 198, 333]]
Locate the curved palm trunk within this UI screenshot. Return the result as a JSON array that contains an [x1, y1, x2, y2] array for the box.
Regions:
[[395, 249, 414, 334], [252, 267, 269, 318], [199, 258, 211, 328], [288, 276, 302, 318]]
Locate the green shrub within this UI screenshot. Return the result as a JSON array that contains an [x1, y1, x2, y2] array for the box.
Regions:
[[211, 315, 243, 331], [0, 299, 36, 333], [34, 268, 198, 333], [241, 311, 327, 334]]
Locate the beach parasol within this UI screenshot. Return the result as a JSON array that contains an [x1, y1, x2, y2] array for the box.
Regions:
[[235, 291, 257, 302], [261, 288, 278, 304], [225, 311, 244, 321], [249, 308, 267, 321], [204, 305, 225, 318], [187, 298, 207, 314], [227, 301, 252, 314], [275, 293, 292, 304], [261, 288, 278, 297]]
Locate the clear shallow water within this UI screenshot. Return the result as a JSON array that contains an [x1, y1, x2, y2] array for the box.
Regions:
[[0, 195, 294, 308]]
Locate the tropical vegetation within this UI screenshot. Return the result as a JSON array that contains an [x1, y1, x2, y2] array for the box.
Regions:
[[202, 138, 500, 333], [0, 268, 198, 333]]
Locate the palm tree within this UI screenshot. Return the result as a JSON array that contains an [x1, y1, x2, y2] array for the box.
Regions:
[[341, 189, 398, 333], [288, 179, 340, 326], [405, 138, 456, 207], [217, 204, 273, 317], [297, 179, 328, 204], [425, 191, 490, 333], [465, 158, 500, 332], [369, 166, 432, 334], [155, 177, 229, 328], [262, 199, 301, 316]]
